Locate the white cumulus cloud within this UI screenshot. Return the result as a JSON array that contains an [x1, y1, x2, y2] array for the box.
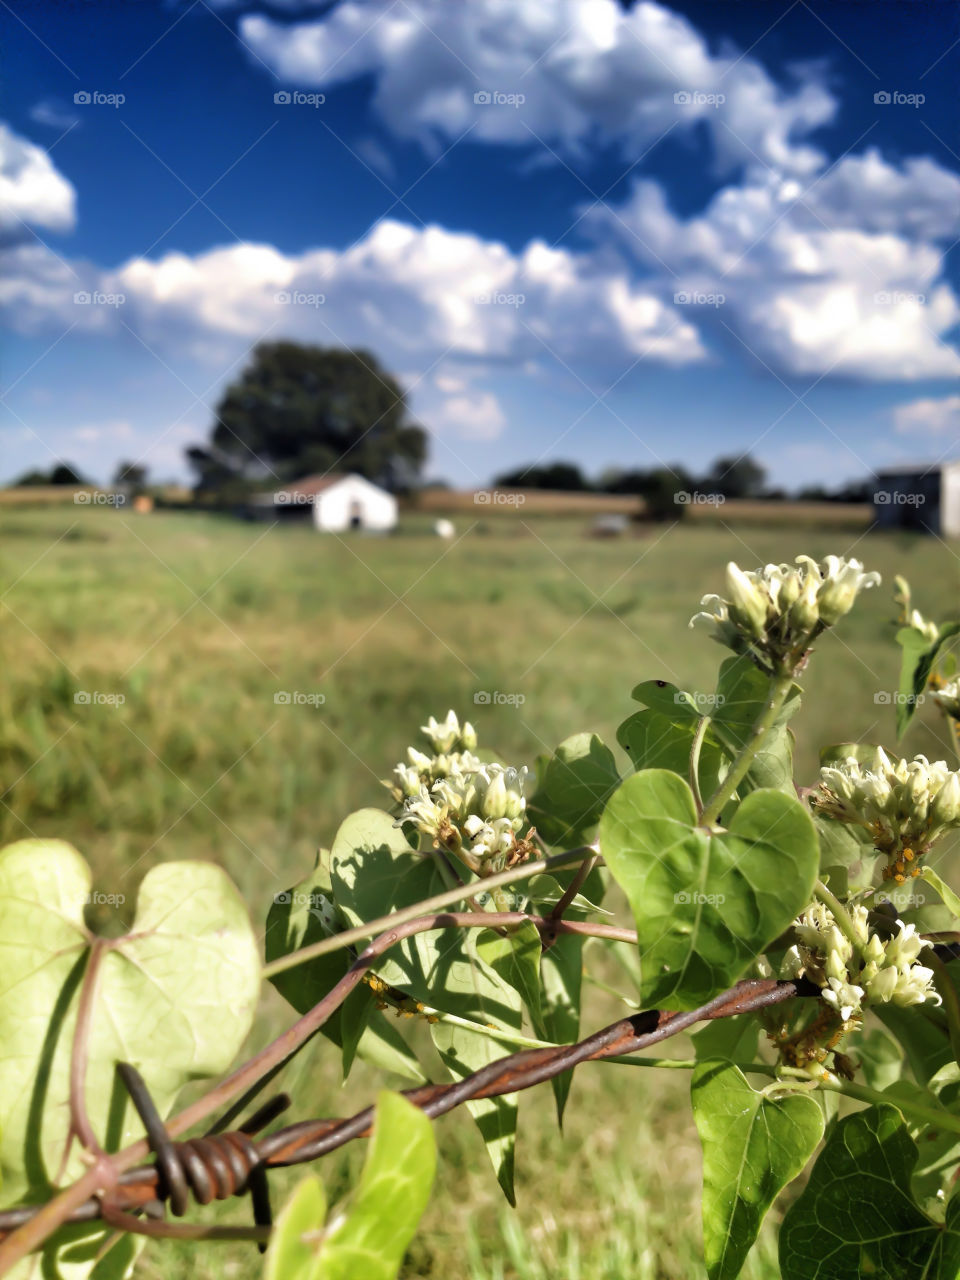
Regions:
[[239, 0, 835, 172], [587, 157, 960, 381], [893, 395, 960, 434], [0, 219, 705, 372], [0, 124, 76, 243]]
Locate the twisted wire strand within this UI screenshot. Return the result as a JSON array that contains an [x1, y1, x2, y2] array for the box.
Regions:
[[0, 976, 813, 1239]]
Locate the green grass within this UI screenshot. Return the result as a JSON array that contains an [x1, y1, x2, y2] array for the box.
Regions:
[[2, 506, 957, 1278]]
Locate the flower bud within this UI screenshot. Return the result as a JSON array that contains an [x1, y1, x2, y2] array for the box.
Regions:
[[932, 772, 960, 826], [865, 966, 898, 1003], [791, 574, 820, 633], [778, 569, 801, 612], [725, 563, 767, 639]]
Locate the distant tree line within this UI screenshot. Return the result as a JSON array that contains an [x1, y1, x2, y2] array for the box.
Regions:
[[11, 461, 150, 491], [491, 456, 873, 518]]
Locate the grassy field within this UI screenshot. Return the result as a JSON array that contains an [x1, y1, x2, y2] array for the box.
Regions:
[[2, 505, 958, 1278]]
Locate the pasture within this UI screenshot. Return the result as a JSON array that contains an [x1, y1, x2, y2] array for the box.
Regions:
[[2, 505, 956, 1278]]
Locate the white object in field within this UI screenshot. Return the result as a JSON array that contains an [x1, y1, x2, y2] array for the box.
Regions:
[[434, 519, 455, 539]]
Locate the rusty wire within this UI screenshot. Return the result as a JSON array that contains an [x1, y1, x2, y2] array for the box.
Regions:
[[0, 975, 815, 1240]]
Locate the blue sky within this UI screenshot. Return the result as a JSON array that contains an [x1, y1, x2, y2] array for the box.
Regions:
[[2, 0, 959, 490]]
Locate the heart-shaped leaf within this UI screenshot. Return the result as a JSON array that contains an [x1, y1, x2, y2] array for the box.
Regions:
[[329, 810, 522, 1200], [0, 839, 260, 1206], [780, 1105, 960, 1279], [693, 1061, 823, 1280], [527, 733, 620, 848], [265, 853, 425, 1083], [599, 770, 818, 1008]]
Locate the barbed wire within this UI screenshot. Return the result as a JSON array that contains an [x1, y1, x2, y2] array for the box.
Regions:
[[0, 975, 814, 1241]]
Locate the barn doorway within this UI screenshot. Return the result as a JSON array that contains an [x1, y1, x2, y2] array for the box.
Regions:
[[349, 499, 363, 529]]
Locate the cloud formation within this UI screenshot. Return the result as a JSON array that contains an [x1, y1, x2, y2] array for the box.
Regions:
[[893, 395, 960, 434], [240, 0, 835, 172], [1, 219, 705, 372], [587, 155, 960, 380], [0, 124, 76, 244]]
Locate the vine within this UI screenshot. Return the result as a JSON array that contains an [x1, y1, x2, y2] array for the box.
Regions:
[[2, 552, 960, 1278]]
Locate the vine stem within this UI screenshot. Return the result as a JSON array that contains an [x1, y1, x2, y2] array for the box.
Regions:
[[0, 909, 631, 1275], [66, 940, 108, 1164], [814, 879, 864, 956], [689, 716, 709, 815], [261, 845, 596, 980], [699, 675, 794, 826], [550, 848, 599, 922], [604, 1057, 960, 1136]]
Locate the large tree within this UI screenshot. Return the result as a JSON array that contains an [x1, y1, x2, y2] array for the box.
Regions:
[[704, 454, 767, 499], [493, 461, 590, 491], [187, 342, 427, 494]]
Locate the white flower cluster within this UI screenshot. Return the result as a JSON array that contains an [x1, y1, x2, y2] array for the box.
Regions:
[[690, 555, 880, 675], [932, 678, 960, 720], [385, 710, 480, 805], [387, 712, 529, 874], [403, 762, 529, 874], [783, 901, 940, 1022], [812, 748, 960, 878]]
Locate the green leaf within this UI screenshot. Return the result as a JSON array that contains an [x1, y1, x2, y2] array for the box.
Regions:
[[693, 1015, 760, 1064], [0, 839, 260, 1208], [895, 623, 960, 736], [616, 709, 728, 797], [330, 808, 437, 997], [427, 931, 524, 1203], [693, 1061, 823, 1280], [527, 733, 620, 847], [780, 1104, 960, 1280], [264, 1174, 327, 1280], [846, 1024, 903, 1092], [811, 810, 877, 886], [599, 770, 818, 1009], [265, 853, 424, 1083], [330, 809, 524, 1194], [906, 1063, 960, 1212], [922, 866, 960, 920], [265, 1092, 436, 1280], [874, 1003, 952, 1085], [317, 1091, 436, 1280], [477, 921, 545, 1037], [711, 657, 801, 796], [539, 933, 582, 1124], [630, 678, 701, 720]]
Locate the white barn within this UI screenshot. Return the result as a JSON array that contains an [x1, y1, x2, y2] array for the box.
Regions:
[[260, 473, 398, 532], [873, 462, 960, 537]]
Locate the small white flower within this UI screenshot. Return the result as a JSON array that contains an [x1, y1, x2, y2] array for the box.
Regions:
[[421, 710, 477, 755], [690, 555, 879, 674]]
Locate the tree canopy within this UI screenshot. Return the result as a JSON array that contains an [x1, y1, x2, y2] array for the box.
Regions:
[[186, 342, 427, 496]]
